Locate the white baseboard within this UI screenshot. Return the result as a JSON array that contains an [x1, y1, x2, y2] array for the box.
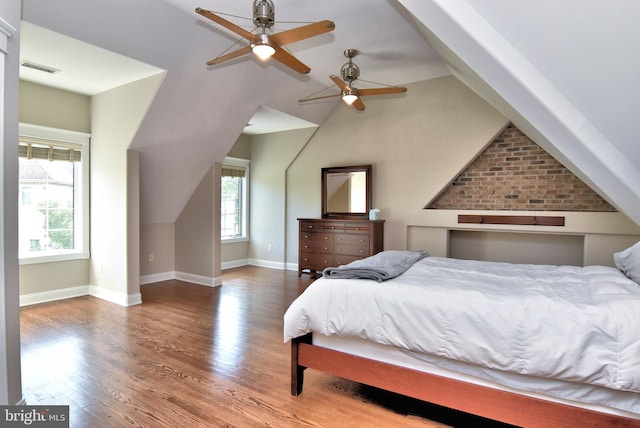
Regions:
[[20, 285, 141, 307], [248, 258, 286, 270], [221, 259, 249, 270], [89, 285, 141, 307], [140, 271, 176, 285], [20, 286, 90, 307], [175, 271, 221, 287]]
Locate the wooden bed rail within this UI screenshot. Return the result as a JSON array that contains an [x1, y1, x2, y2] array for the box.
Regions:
[[291, 335, 640, 428]]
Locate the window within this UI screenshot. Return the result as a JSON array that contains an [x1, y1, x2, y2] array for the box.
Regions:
[[18, 123, 90, 264], [221, 157, 249, 242]]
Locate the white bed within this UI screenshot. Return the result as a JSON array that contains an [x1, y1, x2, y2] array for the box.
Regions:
[[285, 254, 640, 426]]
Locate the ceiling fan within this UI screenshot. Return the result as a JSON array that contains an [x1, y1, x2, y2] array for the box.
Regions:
[[299, 49, 407, 111], [195, 1, 335, 74]]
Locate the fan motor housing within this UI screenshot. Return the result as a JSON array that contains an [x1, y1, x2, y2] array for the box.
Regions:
[[253, 0, 275, 28], [341, 62, 360, 82]]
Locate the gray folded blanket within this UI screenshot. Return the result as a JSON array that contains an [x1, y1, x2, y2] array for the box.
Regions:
[[322, 250, 429, 282]]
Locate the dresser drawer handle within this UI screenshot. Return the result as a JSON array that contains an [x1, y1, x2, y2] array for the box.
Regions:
[[304, 245, 310, 249]]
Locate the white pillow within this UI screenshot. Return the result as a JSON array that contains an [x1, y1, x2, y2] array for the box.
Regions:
[[613, 241, 640, 284]]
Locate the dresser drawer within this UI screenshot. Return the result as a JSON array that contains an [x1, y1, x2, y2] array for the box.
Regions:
[[300, 221, 324, 232], [322, 222, 345, 232], [300, 233, 333, 254], [334, 243, 369, 257], [335, 234, 369, 246], [299, 252, 334, 271], [345, 222, 370, 233], [334, 254, 362, 267]]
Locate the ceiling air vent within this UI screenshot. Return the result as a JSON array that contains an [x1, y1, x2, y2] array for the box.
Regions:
[[21, 60, 60, 74]]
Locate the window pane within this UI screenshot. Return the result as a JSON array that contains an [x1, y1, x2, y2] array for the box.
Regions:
[[221, 176, 242, 238], [19, 157, 76, 254]]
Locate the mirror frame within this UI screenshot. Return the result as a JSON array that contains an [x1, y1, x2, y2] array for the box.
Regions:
[[321, 165, 372, 219]]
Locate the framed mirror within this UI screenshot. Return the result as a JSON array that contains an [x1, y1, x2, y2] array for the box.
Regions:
[[322, 165, 372, 219]]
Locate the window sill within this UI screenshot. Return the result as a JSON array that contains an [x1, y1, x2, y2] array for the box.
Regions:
[[19, 251, 90, 265], [221, 237, 249, 245]]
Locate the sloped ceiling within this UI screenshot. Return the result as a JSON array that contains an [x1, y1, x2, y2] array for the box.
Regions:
[[20, 0, 450, 224], [20, 0, 640, 226]]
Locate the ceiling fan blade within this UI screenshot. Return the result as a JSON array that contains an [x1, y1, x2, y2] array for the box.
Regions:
[[206, 46, 252, 66], [357, 86, 407, 97], [352, 97, 366, 111], [271, 48, 311, 74], [329, 75, 351, 91], [269, 20, 335, 46], [196, 7, 256, 41], [298, 93, 341, 103]]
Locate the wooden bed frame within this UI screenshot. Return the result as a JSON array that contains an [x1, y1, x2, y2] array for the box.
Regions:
[[291, 334, 640, 427]]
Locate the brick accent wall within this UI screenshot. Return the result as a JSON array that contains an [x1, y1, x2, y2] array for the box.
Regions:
[[429, 125, 616, 211]]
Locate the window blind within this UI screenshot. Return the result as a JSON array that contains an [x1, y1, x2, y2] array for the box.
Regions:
[[18, 138, 82, 162], [222, 165, 245, 177]]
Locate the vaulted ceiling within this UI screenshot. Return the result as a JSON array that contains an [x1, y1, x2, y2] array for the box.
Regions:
[[20, 0, 640, 225]]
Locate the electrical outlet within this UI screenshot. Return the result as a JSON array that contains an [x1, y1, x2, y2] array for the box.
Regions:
[[149, 253, 154, 262], [267, 244, 272, 252]]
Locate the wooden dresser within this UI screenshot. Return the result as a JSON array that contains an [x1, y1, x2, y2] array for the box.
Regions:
[[298, 218, 384, 277]]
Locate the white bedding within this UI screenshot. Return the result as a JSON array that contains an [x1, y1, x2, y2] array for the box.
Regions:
[[284, 256, 640, 393]]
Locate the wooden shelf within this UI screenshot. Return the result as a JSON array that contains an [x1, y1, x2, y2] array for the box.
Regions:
[[458, 214, 565, 226]]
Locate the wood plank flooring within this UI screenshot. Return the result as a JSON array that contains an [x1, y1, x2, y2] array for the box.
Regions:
[[20, 266, 511, 427]]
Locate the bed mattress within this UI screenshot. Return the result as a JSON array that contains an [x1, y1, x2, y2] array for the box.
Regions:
[[285, 257, 640, 395]]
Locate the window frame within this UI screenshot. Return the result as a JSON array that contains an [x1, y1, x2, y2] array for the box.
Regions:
[[18, 123, 90, 265], [221, 157, 249, 244]]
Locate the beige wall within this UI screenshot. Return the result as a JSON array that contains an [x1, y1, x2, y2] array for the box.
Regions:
[[140, 222, 175, 276], [249, 127, 315, 267], [286, 76, 510, 264], [284, 76, 640, 268], [147, 75, 640, 278], [175, 164, 222, 285], [19, 81, 91, 133], [18, 81, 92, 295], [90, 74, 164, 304], [406, 211, 640, 267]]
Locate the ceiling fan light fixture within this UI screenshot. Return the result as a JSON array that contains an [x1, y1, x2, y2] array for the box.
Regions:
[[342, 89, 358, 105], [251, 34, 276, 60]]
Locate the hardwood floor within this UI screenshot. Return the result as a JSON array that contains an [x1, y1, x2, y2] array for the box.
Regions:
[[20, 266, 510, 427]]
